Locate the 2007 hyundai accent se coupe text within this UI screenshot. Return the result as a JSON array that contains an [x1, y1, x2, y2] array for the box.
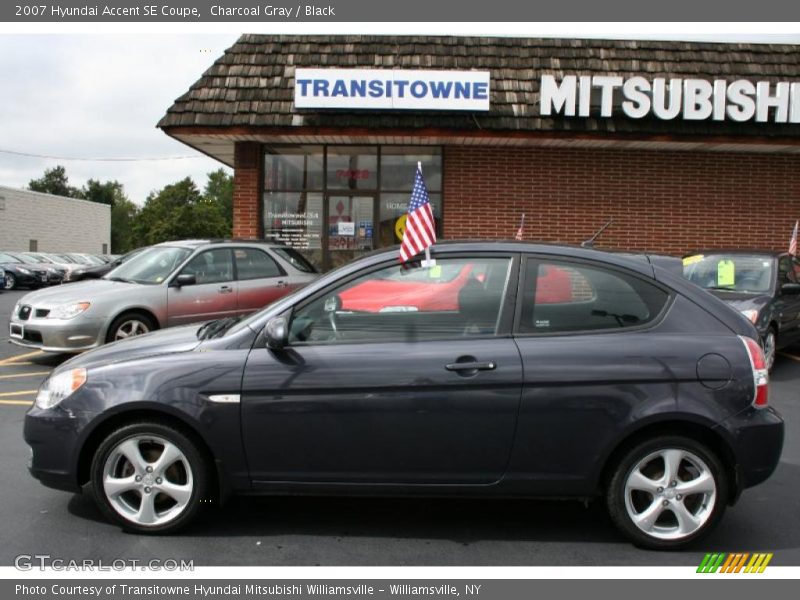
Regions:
[[24, 242, 784, 549]]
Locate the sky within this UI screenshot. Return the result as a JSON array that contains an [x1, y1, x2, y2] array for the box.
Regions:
[[1, 29, 798, 206]]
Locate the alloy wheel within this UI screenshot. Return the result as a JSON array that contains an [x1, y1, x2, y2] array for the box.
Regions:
[[114, 319, 150, 340], [102, 435, 194, 527], [764, 331, 776, 371], [4, 274, 15, 290], [623, 448, 717, 541]]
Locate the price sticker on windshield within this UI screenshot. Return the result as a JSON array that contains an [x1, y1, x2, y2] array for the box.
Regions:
[[717, 259, 736, 287], [683, 255, 704, 266]]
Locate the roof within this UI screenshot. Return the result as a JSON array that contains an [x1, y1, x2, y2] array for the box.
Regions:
[[685, 249, 789, 257], [159, 35, 800, 156]]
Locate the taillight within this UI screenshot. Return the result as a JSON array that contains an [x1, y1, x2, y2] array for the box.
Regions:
[[739, 335, 769, 408]]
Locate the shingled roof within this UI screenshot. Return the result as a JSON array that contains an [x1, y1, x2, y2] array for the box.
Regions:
[[159, 35, 800, 160]]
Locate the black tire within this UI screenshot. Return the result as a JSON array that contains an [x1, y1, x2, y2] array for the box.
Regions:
[[105, 311, 156, 343], [606, 435, 728, 550], [90, 421, 210, 534], [764, 326, 778, 372], [4, 273, 16, 290]]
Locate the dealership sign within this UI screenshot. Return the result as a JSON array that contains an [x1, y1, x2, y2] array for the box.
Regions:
[[540, 75, 800, 123], [294, 69, 490, 111]]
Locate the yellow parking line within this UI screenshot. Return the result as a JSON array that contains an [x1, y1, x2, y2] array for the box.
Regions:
[[779, 352, 800, 363], [0, 351, 44, 366], [0, 399, 33, 406], [0, 362, 32, 367], [0, 390, 37, 398], [0, 371, 49, 380]]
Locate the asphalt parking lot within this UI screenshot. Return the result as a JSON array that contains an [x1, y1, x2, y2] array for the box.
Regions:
[[0, 287, 799, 566]]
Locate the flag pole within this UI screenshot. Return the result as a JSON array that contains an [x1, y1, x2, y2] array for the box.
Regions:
[[418, 161, 436, 268]]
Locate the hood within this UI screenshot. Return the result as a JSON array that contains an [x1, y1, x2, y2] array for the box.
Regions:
[[17, 278, 147, 308], [57, 324, 202, 372], [1, 262, 48, 275]]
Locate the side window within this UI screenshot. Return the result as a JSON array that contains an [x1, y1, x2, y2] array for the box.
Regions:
[[180, 249, 233, 285], [778, 257, 796, 284], [289, 256, 512, 344], [518, 259, 669, 334], [234, 248, 283, 280]]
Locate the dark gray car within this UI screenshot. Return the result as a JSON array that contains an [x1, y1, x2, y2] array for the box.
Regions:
[[24, 242, 783, 549], [683, 250, 800, 370]]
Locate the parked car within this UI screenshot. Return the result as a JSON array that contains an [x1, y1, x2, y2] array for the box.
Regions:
[[0, 252, 50, 289], [63, 248, 146, 283], [0, 268, 5, 290], [682, 250, 800, 370], [23, 242, 783, 549], [4, 251, 66, 285], [9, 240, 318, 353]]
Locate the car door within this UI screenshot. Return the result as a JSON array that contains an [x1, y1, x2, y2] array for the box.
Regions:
[[232, 247, 292, 315], [240, 253, 523, 486], [166, 248, 238, 326], [774, 256, 800, 344], [506, 256, 677, 494]]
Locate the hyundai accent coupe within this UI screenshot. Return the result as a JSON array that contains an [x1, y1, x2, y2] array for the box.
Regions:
[[24, 242, 784, 549]]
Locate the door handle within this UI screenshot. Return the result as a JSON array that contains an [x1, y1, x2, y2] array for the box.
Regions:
[[276, 280, 288, 288], [445, 361, 496, 372], [218, 285, 234, 294]]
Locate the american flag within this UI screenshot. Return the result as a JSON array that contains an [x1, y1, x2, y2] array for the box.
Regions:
[[791, 220, 799, 256], [515, 213, 525, 241], [399, 166, 437, 263]]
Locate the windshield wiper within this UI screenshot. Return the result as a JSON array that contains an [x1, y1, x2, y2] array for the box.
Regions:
[[197, 317, 241, 340], [705, 285, 737, 291]]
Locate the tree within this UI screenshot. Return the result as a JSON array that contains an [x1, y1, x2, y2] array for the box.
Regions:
[[110, 197, 140, 253], [28, 165, 83, 198], [132, 177, 229, 247], [203, 168, 233, 232], [82, 179, 126, 206]]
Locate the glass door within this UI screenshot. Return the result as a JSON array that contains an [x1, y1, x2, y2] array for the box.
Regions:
[[326, 194, 376, 271]]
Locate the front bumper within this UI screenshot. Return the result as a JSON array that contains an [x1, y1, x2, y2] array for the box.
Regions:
[[24, 403, 93, 493], [8, 271, 48, 288], [9, 314, 106, 353]]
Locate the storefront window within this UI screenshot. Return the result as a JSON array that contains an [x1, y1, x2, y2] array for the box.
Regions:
[[381, 147, 442, 191], [264, 145, 324, 191], [326, 146, 378, 190], [263, 192, 324, 269], [262, 145, 442, 271]]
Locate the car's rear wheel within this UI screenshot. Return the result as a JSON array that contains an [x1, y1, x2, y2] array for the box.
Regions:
[[106, 312, 156, 343], [764, 327, 777, 372], [4, 273, 16, 290], [606, 435, 728, 550], [90, 422, 209, 534]]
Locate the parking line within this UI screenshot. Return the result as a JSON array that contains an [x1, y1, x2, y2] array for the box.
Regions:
[[0, 390, 37, 398], [0, 362, 32, 367], [0, 351, 44, 366], [0, 399, 33, 406], [779, 352, 800, 363], [0, 371, 49, 380]]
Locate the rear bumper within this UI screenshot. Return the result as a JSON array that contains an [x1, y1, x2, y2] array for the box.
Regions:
[[716, 405, 784, 491]]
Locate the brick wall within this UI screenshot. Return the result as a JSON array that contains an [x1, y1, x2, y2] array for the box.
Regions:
[[232, 141, 262, 239], [443, 146, 800, 255]]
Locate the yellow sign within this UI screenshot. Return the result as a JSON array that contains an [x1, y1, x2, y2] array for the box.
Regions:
[[428, 265, 442, 279], [718, 259, 735, 286], [395, 214, 407, 241], [682, 254, 704, 266]]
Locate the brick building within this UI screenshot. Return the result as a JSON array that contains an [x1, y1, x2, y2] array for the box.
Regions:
[[159, 35, 800, 270]]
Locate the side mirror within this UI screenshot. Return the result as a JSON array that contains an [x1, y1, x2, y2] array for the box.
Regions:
[[265, 316, 288, 350], [781, 282, 800, 295], [172, 273, 196, 287]]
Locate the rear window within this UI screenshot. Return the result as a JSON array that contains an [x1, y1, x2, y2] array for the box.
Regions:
[[272, 247, 318, 273]]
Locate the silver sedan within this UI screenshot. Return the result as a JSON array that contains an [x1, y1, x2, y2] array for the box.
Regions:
[[9, 240, 318, 352]]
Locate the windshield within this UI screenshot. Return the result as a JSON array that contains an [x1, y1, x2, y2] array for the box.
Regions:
[[105, 246, 192, 284], [683, 254, 774, 294], [0, 252, 21, 263]]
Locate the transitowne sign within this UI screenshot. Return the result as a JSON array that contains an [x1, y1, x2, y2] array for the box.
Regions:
[[293, 68, 799, 123]]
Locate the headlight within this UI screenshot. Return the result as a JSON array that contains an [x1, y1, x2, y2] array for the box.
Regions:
[[48, 302, 91, 319], [35, 368, 87, 410], [741, 309, 759, 324], [16, 267, 32, 275]]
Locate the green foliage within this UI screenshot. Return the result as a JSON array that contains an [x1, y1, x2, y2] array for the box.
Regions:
[[132, 177, 229, 246], [203, 168, 233, 230], [28, 165, 83, 198]]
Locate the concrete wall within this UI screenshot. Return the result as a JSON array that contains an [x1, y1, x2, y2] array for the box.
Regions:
[[0, 186, 111, 253]]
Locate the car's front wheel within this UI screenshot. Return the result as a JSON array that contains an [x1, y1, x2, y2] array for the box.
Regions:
[[606, 435, 728, 550], [4, 273, 16, 290], [106, 312, 156, 343], [90, 422, 209, 533]]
